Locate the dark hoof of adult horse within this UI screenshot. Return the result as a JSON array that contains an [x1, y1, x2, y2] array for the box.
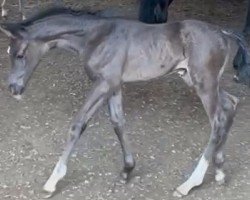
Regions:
[[9, 84, 24, 100]]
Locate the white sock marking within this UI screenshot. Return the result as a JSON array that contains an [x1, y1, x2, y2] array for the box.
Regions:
[[173, 155, 209, 197], [215, 169, 225, 183], [13, 95, 22, 101], [43, 160, 67, 193]]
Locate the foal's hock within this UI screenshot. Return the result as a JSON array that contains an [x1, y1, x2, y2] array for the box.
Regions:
[[0, 7, 245, 198]]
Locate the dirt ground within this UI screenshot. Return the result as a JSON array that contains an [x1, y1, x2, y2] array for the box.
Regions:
[[0, 0, 249, 200]]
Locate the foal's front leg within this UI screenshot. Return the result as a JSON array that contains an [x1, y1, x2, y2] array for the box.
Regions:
[[108, 89, 135, 180], [43, 81, 111, 196]]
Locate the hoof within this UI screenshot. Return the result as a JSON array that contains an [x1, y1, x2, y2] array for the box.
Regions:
[[173, 189, 184, 198], [43, 183, 56, 195], [173, 184, 191, 198], [120, 165, 134, 182], [216, 179, 225, 186], [121, 156, 135, 181], [120, 170, 130, 182], [215, 170, 226, 185], [41, 191, 54, 199]]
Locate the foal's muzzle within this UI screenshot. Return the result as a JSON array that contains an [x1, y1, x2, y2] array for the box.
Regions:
[[9, 83, 24, 95]]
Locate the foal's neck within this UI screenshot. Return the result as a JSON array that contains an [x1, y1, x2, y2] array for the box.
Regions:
[[30, 15, 114, 54], [56, 20, 113, 55]]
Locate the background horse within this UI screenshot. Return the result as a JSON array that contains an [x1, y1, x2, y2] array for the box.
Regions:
[[0, 7, 247, 198]]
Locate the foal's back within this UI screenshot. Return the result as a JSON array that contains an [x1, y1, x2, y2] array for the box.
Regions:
[[111, 19, 231, 83]]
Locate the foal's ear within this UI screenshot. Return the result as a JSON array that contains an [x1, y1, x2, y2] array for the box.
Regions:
[[0, 23, 28, 39], [0, 23, 16, 38]]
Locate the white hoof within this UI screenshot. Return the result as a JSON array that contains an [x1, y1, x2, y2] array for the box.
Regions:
[[13, 95, 22, 101], [173, 189, 184, 198], [173, 184, 190, 198], [43, 181, 56, 194], [42, 190, 54, 199], [43, 161, 67, 194], [215, 169, 225, 185]]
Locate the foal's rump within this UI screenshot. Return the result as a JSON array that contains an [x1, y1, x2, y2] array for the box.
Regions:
[[180, 20, 231, 74], [173, 20, 246, 81]]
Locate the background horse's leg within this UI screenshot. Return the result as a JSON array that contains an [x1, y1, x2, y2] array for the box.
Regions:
[[243, 0, 250, 34], [18, 0, 26, 20], [154, 0, 168, 23], [108, 89, 135, 180], [1, 0, 7, 18], [138, 0, 174, 24], [174, 69, 238, 197], [43, 80, 112, 196]]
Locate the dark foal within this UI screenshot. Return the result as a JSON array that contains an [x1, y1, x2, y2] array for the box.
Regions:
[[0, 7, 246, 197]]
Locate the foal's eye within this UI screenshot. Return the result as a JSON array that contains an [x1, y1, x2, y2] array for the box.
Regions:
[[16, 54, 24, 59]]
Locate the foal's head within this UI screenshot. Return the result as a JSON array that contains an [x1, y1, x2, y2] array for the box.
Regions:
[[0, 7, 99, 97], [0, 24, 48, 96]]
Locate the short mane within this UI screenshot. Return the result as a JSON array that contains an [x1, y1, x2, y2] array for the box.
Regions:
[[21, 7, 97, 27], [3, 7, 97, 34]]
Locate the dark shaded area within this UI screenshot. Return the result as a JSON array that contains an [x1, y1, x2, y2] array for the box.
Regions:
[[233, 46, 250, 86], [138, 0, 173, 23]]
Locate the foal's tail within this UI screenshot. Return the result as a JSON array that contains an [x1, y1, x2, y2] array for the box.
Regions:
[[221, 30, 250, 86]]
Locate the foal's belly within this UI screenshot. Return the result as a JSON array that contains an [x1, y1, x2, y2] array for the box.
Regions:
[[122, 37, 183, 82], [122, 60, 171, 82], [122, 49, 181, 82]]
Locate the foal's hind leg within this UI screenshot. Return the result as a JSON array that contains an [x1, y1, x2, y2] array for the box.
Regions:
[[213, 90, 238, 185], [43, 81, 111, 196], [173, 77, 237, 197], [108, 89, 135, 180]]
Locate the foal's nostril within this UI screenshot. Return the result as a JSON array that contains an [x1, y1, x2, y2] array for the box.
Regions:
[[9, 84, 24, 95]]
